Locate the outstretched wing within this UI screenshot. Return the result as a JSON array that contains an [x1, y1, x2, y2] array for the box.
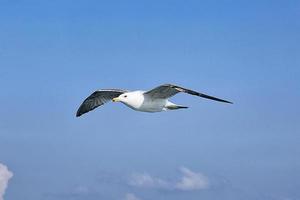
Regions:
[[144, 84, 232, 104], [76, 89, 127, 117]]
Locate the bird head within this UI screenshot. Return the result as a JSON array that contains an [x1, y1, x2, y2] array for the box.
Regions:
[[112, 91, 144, 109], [112, 93, 130, 103]]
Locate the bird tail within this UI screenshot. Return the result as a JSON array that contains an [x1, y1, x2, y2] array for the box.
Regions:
[[175, 105, 188, 109], [165, 104, 189, 110]]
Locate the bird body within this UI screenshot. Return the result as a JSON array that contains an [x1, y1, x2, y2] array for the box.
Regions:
[[113, 90, 169, 112], [76, 84, 232, 117]]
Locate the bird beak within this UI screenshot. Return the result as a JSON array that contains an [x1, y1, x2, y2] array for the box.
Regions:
[[112, 97, 120, 102]]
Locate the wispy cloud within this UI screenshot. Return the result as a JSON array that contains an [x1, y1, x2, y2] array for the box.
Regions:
[[124, 193, 141, 200], [175, 167, 209, 190], [0, 163, 13, 200], [128, 167, 209, 191], [128, 173, 170, 189]]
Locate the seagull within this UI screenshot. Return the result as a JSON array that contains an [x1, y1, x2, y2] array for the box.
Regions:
[[76, 84, 232, 117]]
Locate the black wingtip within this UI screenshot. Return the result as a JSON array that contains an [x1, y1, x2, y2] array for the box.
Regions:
[[76, 111, 82, 117], [218, 100, 233, 104], [223, 100, 233, 104], [198, 93, 233, 104]]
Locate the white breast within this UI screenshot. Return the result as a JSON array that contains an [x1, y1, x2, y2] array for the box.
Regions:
[[121, 91, 144, 110], [122, 91, 167, 112]]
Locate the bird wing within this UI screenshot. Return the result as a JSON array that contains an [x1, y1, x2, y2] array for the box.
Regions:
[[76, 89, 127, 117], [144, 84, 232, 104]]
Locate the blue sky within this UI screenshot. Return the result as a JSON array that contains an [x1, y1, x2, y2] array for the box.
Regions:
[[0, 0, 300, 199]]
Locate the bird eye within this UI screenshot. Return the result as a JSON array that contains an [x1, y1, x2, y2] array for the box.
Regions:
[[124, 95, 127, 98]]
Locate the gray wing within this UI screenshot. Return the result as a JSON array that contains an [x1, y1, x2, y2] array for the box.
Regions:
[[144, 84, 232, 104], [76, 89, 127, 117]]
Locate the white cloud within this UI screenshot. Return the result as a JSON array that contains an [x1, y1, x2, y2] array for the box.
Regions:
[[175, 167, 209, 190], [128, 167, 209, 191], [124, 193, 141, 200], [0, 163, 13, 200], [128, 173, 170, 189]]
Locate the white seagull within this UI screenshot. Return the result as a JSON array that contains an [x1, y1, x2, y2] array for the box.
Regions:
[[76, 84, 232, 117]]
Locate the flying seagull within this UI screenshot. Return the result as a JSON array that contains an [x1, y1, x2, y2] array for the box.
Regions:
[[76, 84, 232, 117]]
